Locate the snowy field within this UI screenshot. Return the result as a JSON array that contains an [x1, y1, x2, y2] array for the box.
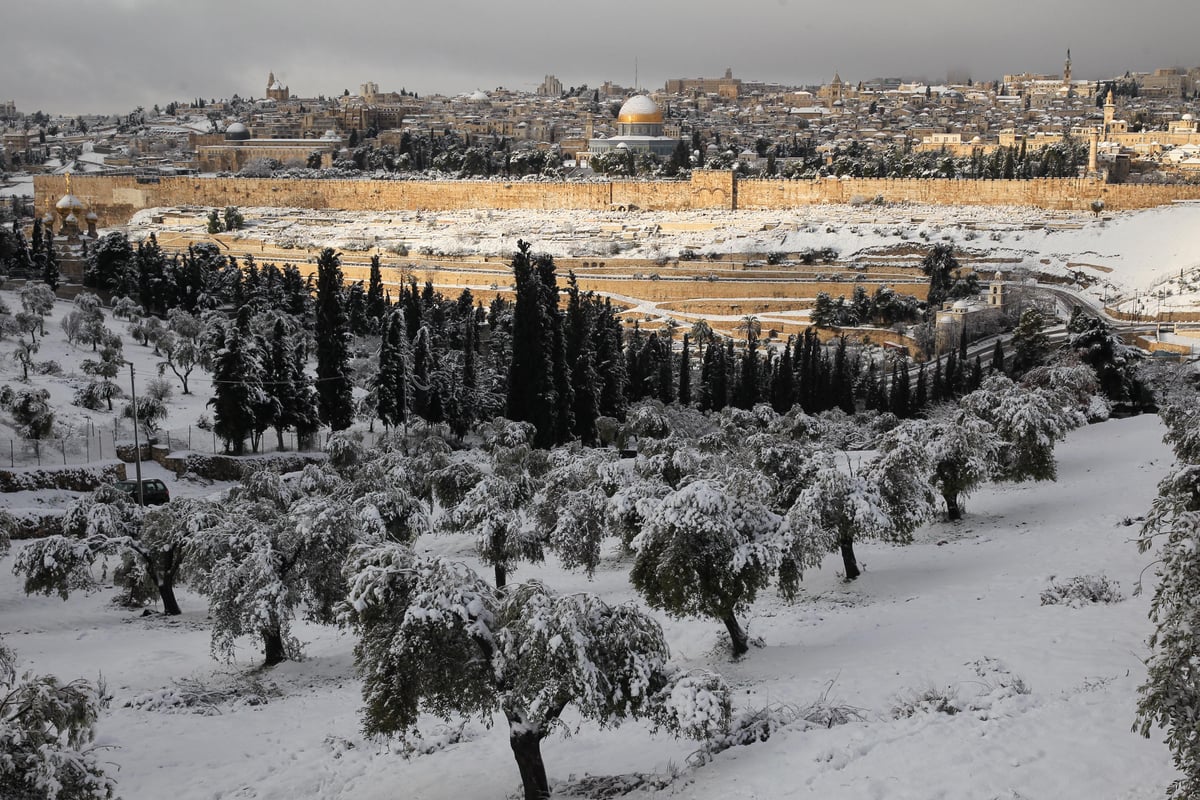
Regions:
[[127, 199, 1200, 315], [0, 412, 1181, 799]]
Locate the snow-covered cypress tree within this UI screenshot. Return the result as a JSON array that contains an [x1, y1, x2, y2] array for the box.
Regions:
[[365, 254, 386, 328], [342, 546, 730, 800], [565, 274, 600, 445], [506, 241, 563, 448], [207, 319, 265, 456], [314, 247, 353, 431], [595, 298, 628, 420], [374, 309, 408, 431], [678, 332, 693, 406]]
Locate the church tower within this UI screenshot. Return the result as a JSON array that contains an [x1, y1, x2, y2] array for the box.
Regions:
[[266, 71, 290, 102]]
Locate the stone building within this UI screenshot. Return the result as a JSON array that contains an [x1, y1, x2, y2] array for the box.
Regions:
[[266, 72, 290, 102]]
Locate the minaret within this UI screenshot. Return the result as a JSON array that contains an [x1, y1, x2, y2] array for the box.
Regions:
[[1088, 128, 1099, 173], [1103, 88, 1115, 137], [1063, 49, 1072, 87]]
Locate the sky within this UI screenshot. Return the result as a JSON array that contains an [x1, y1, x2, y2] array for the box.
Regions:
[[2, 0, 1198, 116]]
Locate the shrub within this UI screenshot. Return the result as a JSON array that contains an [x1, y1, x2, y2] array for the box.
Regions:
[[890, 685, 962, 718], [1040, 574, 1123, 607]]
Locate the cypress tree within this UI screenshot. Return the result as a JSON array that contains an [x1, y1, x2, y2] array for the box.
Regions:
[[625, 321, 646, 402], [678, 333, 692, 406], [832, 335, 854, 414], [314, 248, 354, 431], [889, 361, 911, 418], [412, 326, 433, 421], [595, 299, 628, 419], [565, 275, 599, 444], [656, 334, 675, 405], [943, 351, 959, 400], [990, 339, 1006, 374], [967, 355, 984, 392], [914, 363, 928, 413], [771, 337, 794, 413], [208, 322, 262, 456], [366, 254, 386, 326], [41, 227, 60, 291], [375, 309, 408, 430], [505, 240, 562, 448]]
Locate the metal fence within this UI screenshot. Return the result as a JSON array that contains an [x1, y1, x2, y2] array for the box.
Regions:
[[2, 425, 390, 468]]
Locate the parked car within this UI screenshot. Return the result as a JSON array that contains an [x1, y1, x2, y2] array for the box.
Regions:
[[113, 478, 170, 506]]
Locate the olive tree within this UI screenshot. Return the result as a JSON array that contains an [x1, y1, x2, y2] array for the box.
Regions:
[[0, 636, 116, 800], [342, 545, 730, 800], [630, 479, 783, 656]]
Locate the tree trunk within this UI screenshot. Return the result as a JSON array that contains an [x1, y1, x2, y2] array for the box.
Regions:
[[840, 533, 861, 581], [157, 581, 182, 616], [944, 491, 962, 521], [494, 562, 507, 590], [509, 728, 550, 800], [263, 629, 286, 667], [722, 611, 750, 657], [275, 426, 286, 452]]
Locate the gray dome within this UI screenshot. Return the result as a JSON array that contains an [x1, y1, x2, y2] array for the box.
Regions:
[[224, 122, 251, 141]]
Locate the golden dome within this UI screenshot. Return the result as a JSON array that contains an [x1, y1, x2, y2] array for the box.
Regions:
[[617, 95, 663, 125]]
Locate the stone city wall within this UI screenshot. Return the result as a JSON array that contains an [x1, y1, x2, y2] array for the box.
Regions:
[[34, 171, 1200, 228]]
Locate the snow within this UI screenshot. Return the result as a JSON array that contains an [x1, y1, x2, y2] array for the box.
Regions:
[[0, 413, 1181, 798], [125, 199, 1200, 314]]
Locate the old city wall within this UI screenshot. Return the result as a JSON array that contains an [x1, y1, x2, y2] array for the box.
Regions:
[[35, 171, 1200, 228], [736, 176, 1200, 210]]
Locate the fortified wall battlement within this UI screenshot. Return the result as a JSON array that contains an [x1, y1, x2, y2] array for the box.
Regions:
[[34, 172, 1200, 228]]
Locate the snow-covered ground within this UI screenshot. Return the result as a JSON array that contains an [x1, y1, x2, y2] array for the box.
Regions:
[[128, 199, 1200, 315], [0, 412, 1181, 799]]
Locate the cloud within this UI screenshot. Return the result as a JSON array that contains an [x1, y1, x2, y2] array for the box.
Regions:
[[5, 0, 1197, 115]]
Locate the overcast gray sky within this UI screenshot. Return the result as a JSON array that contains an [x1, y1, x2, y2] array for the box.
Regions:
[[3, 0, 1197, 115]]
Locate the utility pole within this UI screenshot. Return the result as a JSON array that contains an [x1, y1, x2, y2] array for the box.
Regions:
[[128, 362, 143, 506]]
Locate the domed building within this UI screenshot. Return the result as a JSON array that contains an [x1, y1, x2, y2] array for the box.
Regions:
[[583, 94, 681, 165], [224, 122, 251, 141]]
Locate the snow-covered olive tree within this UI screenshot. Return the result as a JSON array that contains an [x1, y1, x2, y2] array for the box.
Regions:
[[0, 636, 116, 800], [530, 447, 618, 576], [630, 479, 783, 656], [923, 410, 1000, 520], [866, 422, 939, 542], [1135, 393, 1200, 799], [188, 459, 428, 667], [785, 451, 893, 581], [187, 469, 354, 666], [435, 420, 547, 588], [961, 375, 1076, 483], [341, 545, 730, 800], [12, 487, 212, 616]]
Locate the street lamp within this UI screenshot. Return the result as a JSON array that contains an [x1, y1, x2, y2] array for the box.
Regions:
[[126, 362, 143, 506]]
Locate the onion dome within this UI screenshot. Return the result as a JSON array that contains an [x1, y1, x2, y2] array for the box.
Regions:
[[56, 193, 85, 212]]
